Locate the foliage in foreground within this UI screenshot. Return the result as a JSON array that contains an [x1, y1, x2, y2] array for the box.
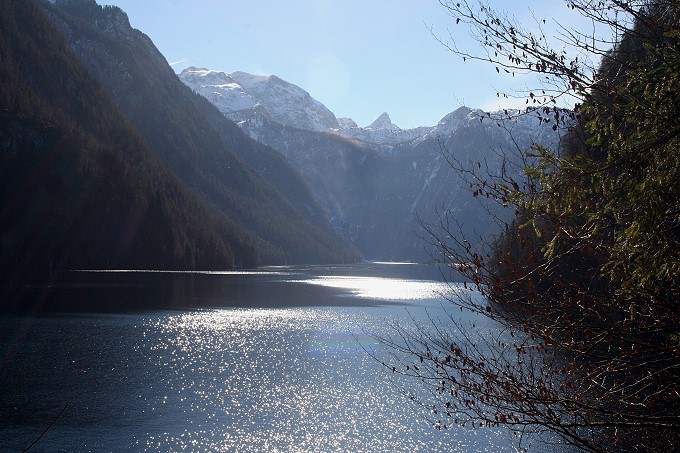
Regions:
[[385, 1, 680, 451]]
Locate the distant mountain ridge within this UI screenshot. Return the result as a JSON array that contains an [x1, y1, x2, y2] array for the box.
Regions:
[[181, 67, 433, 144], [180, 67, 561, 260], [180, 67, 342, 133], [179, 67, 530, 148]]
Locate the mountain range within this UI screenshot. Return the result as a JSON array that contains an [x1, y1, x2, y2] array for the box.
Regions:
[[180, 67, 560, 260], [0, 0, 559, 296]]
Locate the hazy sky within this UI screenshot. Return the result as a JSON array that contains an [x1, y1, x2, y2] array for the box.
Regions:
[[102, 0, 583, 129]]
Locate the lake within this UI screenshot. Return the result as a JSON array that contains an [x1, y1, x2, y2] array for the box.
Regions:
[[0, 263, 576, 452]]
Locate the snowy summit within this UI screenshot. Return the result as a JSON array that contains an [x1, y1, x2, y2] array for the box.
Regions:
[[180, 67, 340, 132], [180, 67, 548, 149], [367, 112, 400, 131]]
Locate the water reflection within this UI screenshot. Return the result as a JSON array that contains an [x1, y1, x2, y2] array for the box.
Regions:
[[0, 264, 577, 452], [6, 262, 459, 313], [135, 307, 514, 452], [303, 275, 451, 300]]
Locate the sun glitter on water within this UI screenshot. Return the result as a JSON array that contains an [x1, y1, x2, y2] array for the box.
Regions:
[[303, 276, 450, 301]]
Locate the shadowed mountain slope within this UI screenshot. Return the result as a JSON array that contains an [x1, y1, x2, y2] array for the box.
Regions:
[[0, 0, 358, 295]]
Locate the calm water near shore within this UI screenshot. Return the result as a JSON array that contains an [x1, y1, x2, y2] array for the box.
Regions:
[[0, 263, 576, 452]]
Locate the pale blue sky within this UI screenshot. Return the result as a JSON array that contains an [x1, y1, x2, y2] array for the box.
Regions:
[[103, 0, 584, 129]]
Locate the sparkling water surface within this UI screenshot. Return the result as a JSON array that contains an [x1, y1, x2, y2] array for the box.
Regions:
[[0, 263, 572, 452]]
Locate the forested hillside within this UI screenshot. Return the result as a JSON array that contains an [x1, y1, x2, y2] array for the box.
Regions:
[[41, 0, 357, 265], [0, 0, 258, 288], [0, 0, 357, 295]]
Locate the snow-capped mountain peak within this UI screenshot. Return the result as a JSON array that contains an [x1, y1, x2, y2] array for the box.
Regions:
[[181, 68, 550, 149], [180, 67, 258, 113], [368, 112, 400, 131], [180, 68, 340, 132], [228, 71, 271, 90], [183, 66, 230, 84], [338, 117, 358, 129], [178, 67, 560, 261], [430, 106, 473, 136]]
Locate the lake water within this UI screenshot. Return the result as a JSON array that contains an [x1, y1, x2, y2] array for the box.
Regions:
[[0, 263, 575, 452]]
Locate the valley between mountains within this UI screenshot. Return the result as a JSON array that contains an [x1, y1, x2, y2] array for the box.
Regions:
[[1, 0, 559, 284], [179, 67, 560, 260]]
